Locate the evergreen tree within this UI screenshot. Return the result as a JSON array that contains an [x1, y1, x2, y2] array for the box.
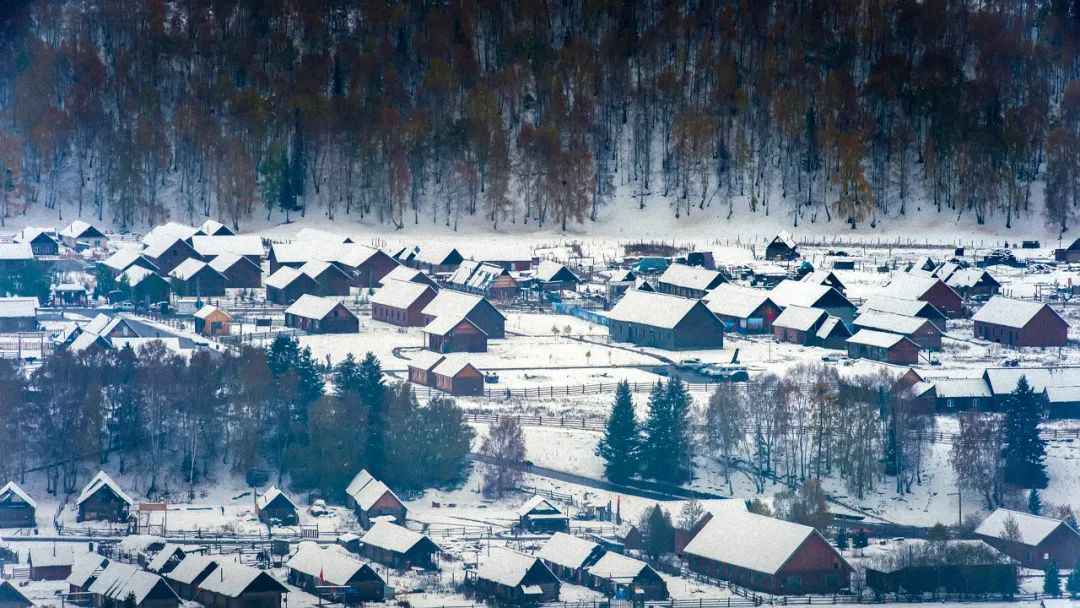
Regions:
[[835, 528, 849, 550], [852, 529, 869, 549], [1066, 559, 1080, 598], [333, 354, 363, 397], [1028, 488, 1042, 515], [357, 353, 387, 476], [639, 381, 670, 480], [640, 504, 675, 559], [1044, 559, 1061, 597], [1002, 376, 1048, 489], [665, 376, 694, 484], [596, 381, 639, 482], [640, 378, 694, 484]]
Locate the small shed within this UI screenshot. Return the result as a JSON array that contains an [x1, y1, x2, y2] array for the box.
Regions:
[[533, 260, 581, 291], [474, 547, 560, 604], [360, 521, 440, 570], [770, 280, 856, 323], [345, 471, 406, 528], [847, 330, 920, 365], [28, 545, 79, 581], [284, 295, 359, 334], [286, 542, 384, 601], [199, 220, 235, 237], [0, 481, 36, 528], [423, 315, 488, 353], [381, 265, 439, 289], [764, 231, 798, 261], [864, 539, 1015, 595], [972, 297, 1068, 348], [815, 317, 852, 349], [76, 471, 133, 523], [194, 305, 232, 337], [800, 270, 847, 295], [255, 486, 299, 526], [447, 261, 519, 301], [586, 551, 668, 600], [516, 496, 569, 533], [0, 297, 38, 332], [537, 533, 606, 584], [945, 268, 1001, 299], [146, 544, 205, 575]]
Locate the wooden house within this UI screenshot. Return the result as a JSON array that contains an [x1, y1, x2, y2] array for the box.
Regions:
[[191, 236, 263, 266], [331, 245, 399, 288], [143, 237, 198, 276], [405, 354, 484, 395], [300, 261, 352, 297], [764, 231, 799, 261], [972, 297, 1068, 348], [265, 267, 319, 305], [286, 543, 384, 602], [885, 274, 965, 318], [586, 552, 668, 600], [683, 511, 851, 594], [101, 250, 160, 278], [852, 310, 942, 350], [1054, 237, 1080, 262], [267, 243, 311, 275], [381, 265, 438, 289], [193, 305, 231, 337], [60, 220, 108, 248], [537, 533, 606, 584], [772, 305, 828, 345], [847, 330, 920, 365], [606, 290, 725, 350], [345, 470, 407, 528], [360, 521, 440, 570], [18, 228, 60, 256], [118, 267, 171, 306], [0, 297, 39, 332], [944, 268, 1000, 299], [0, 243, 33, 274], [447, 261, 519, 301], [860, 295, 947, 329], [199, 220, 235, 237], [195, 561, 288, 608], [0, 481, 36, 528], [53, 283, 88, 307], [769, 280, 857, 323], [207, 254, 262, 289], [67, 553, 110, 593], [28, 545, 80, 580], [975, 508, 1080, 569], [864, 539, 1015, 595], [256, 487, 298, 525], [284, 295, 358, 334], [517, 496, 569, 533], [396, 245, 463, 274], [423, 314, 488, 353], [815, 317, 852, 349], [76, 471, 133, 523], [147, 544, 205, 575], [473, 547, 560, 604], [420, 290, 506, 339], [800, 270, 847, 295], [163, 555, 219, 601], [657, 264, 726, 299], [533, 260, 581, 291], [1044, 386, 1080, 419], [371, 280, 437, 326], [169, 259, 226, 297], [703, 284, 780, 333], [86, 561, 179, 608]]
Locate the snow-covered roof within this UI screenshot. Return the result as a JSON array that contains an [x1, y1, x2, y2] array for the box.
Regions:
[[449, 260, 506, 291], [16, 227, 58, 244], [476, 547, 548, 588], [382, 265, 429, 284], [77, 471, 133, 506], [103, 249, 156, 272], [0, 242, 33, 260], [350, 478, 401, 512], [406, 351, 445, 372], [29, 545, 80, 568], [516, 495, 561, 518], [771, 230, 797, 249], [431, 356, 479, 378], [207, 253, 250, 273], [198, 559, 286, 597], [816, 316, 849, 340], [422, 312, 483, 337], [586, 551, 651, 581], [946, 267, 997, 289], [972, 296, 1064, 329], [69, 331, 112, 354], [142, 222, 201, 248], [0, 297, 38, 318], [333, 244, 384, 269], [295, 227, 352, 244], [199, 219, 232, 236], [265, 266, 305, 289], [853, 310, 930, 336], [933, 378, 992, 399], [885, 274, 949, 301], [847, 329, 913, 349], [287, 542, 374, 587], [534, 260, 579, 283], [299, 260, 340, 279], [194, 305, 230, 320], [606, 290, 704, 329], [285, 295, 349, 321], [61, 220, 105, 240], [703, 284, 773, 319], [0, 580, 30, 607], [421, 289, 499, 321], [169, 258, 210, 281], [984, 367, 1080, 395], [143, 236, 192, 259], [800, 270, 845, 291], [270, 242, 318, 265], [345, 469, 374, 500], [770, 280, 848, 309], [361, 521, 437, 555], [408, 244, 461, 266], [146, 544, 202, 573], [118, 265, 161, 288], [255, 486, 296, 512], [861, 295, 943, 319], [975, 508, 1066, 547], [537, 533, 602, 570], [67, 553, 109, 588], [372, 279, 433, 309], [1045, 385, 1080, 404], [0, 480, 36, 509], [772, 305, 827, 332], [682, 511, 825, 575], [659, 264, 723, 291], [88, 562, 176, 605], [164, 555, 218, 585], [191, 235, 263, 258]]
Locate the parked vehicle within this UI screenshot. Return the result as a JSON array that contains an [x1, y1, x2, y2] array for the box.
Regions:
[[701, 363, 749, 382]]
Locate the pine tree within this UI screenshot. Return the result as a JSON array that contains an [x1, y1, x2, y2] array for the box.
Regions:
[[1002, 376, 1048, 489], [357, 353, 387, 476], [596, 381, 639, 482], [639, 381, 670, 480], [1028, 488, 1042, 515], [640, 504, 675, 559], [665, 377, 694, 484], [1066, 559, 1080, 598], [1044, 559, 1061, 597]]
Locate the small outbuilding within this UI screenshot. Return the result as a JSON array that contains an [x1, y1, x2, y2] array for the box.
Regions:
[[423, 315, 488, 353], [847, 330, 920, 365], [852, 310, 942, 350], [169, 259, 227, 297], [76, 471, 133, 523], [0, 481, 36, 528], [764, 231, 799, 261], [255, 486, 299, 526], [86, 561, 180, 608], [300, 261, 352, 297], [537, 533, 606, 584], [885, 274, 965, 318], [208, 254, 262, 290], [265, 267, 319, 305], [117, 267, 171, 306], [193, 305, 232, 337], [360, 521, 440, 570], [473, 547, 560, 604], [586, 551, 668, 600], [284, 295, 359, 334], [516, 496, 569, 533], [28, 545, 80, 581]]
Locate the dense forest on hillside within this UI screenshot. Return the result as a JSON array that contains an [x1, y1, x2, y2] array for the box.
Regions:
[[0, 1, 1079, 233]]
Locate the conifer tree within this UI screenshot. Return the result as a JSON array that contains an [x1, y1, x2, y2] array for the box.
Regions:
[[1028, 488, 1042, 515], [596, 381, 640, 482], [357, 353, 387, 476], [639, 380, 670, 480], [665, 376, 695, 484], [1066, 559, 1080, 598], [1044, 559, 1061, 597], [1002, 376, 1048, 489]]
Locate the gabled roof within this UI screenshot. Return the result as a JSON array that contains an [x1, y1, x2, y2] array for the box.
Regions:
[[333, 244, 384, 269], [0, 297, 38, 318], [285, 295, 350, 321], [703, 284, 775, 319], [194, 305, 230, 321], [382, 264, 434, 286], [69, 331, 112, 354], [372, 279, 434, 309], [769, 280, 852, 310], [61, 220, 106, 240], [861, 295, 944, 320], [422, 313, 485, 337], [972, 296, 1065, 329], [102, 249, 159, 273], [0, 579, 32, 607], [169, 258, 215, 281], [361, 521, 438, 555], [770, 231, 797, 250], [208, 253, 257, 274], [448, 260, 509, 291], [0, 242, 34, 260], [350, 478, 402, 512], [772, 305, 827, 332], [146, 544, 195, 573], [142, 222, 201, 248], [164, 555, 218, 585], [946, 267, 999, 290], [191, 235, 263, 258], [537, 533, 602, 571], [143, 236, 194, 260], [516, 495, 561, 518], [683, 511, 837, 575], [476, 547, 552, 588], [265, 266, 306, 289], [933, 378, 992, 399], [586, 551, 653, 581], [853, 310, 932, 336], [421, 289, 504, 322], [67, 553, 110, 588], [299, 260, 346, 280], [659, 264, 724, 291], [431, 357, 479, 378], [816, 316, 850, 340], [29, 545, 80, 568], [606, 290, 708, 329], [983, 367, 1080, 395], [17, 227, 58, 245], [88, 562, 178, 605], [255, 486, 296, 512], [198, 219, 232, 236], [119, 265, 164, 288], [287, 542, 378, 587], [198, 560, 287, 598], [405, 350, 445, 372], [847, 329, 915, 349], [0, 480, 36, 509], [409, 244, 462, 267], [886, 274, 955, 301], [77, 471, 133, 506], [975, 508, 1069, 547], [534, 260, 580, 283], [345, 469, 375, 500], [800, 270, 846, 292]]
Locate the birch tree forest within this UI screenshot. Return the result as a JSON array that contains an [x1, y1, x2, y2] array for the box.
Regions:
[[1, 1, 1079, 232]]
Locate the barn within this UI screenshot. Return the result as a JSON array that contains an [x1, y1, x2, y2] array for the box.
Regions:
[[860, 295, 947, 329], [360, 521, 440, 570], [0, 481, 36, 528], [0, 297, 39, 332], [852, 310, 942, 350], [208, 254, 262, 289], [606, 290, 725, 350], [300, 261, 352, 297], [195, 560, 289, 608], [141, 223, 202, 247], [423, 315, 488, 353], [586, 551, 668, 600], [194, 305, 231, 337], [284, 295, 358, 334], [169, 259, 227, 297], [372, 280, 438, 326], [76, 471, 133, 523], [764, 231, 799, 260], [847, 330, 920, 365], [447, 261, 519, 301], [974, 508, 1080, 569], [657, 264, 727, 299], [772, 306, 828, 345], [265, 267, 319, 305], [682, 511, 852, 594], [118, 267, 171, 306], [972, 297, 1068, 348], [255, 486, 298, 525], [420, 290, 506, 339], [474, 547, 560, 604], [885, 274, 965, 318], [769, 280, 857, 323], [345, 470, 407, 528], [286, 542, 384, 602]]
